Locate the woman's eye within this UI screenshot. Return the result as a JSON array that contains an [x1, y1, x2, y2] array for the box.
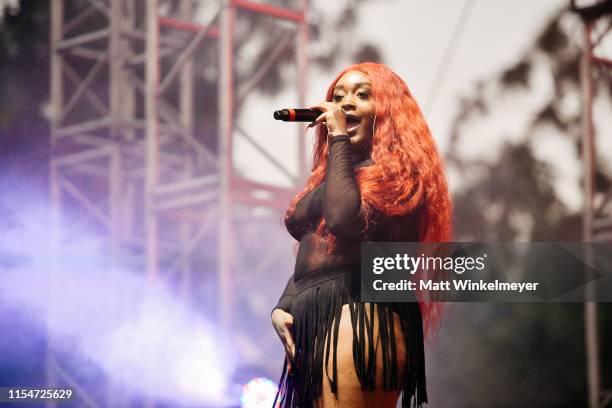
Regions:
[[333, 94, 344, 102], [357, 92, 369, 99]]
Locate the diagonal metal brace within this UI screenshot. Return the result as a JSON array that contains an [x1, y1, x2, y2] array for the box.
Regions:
[[158, 9, 221, 95]]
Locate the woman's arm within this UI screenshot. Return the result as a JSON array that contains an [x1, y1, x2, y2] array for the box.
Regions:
[[273, 273, 296, 314], [271, 276, 296, 370], [321, 135, 365, 240]]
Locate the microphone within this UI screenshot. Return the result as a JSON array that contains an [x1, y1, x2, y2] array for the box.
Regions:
[[273, 108, 321, 122]]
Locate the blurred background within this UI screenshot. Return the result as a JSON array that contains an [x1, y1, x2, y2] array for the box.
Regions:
[[0, 0, 611, 407]]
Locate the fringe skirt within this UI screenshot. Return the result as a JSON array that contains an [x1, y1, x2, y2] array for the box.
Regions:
[[274, 265, 427, 407]]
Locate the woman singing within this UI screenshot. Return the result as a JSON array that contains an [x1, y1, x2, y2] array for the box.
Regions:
[[271, 62, 452, 407]]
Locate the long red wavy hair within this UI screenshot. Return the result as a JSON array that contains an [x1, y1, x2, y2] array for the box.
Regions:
[[285, 62, 453, 339]]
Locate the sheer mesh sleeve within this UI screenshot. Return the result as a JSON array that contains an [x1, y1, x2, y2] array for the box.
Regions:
[[273, 273, 296, 314], [322, 135, 364, 240], [285, 135, 370, 242]]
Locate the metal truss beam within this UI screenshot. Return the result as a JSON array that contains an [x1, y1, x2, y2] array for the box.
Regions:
[[574, 2, 612, 407], [49, 0, 309, 405]]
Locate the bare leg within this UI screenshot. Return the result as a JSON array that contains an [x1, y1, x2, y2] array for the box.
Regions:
[[316, 304, 407, 408]]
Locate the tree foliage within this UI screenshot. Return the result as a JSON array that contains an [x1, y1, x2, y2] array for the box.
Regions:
[[441, 7, 612, 406]]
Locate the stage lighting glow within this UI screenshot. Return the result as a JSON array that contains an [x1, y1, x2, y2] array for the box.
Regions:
[[0, 196, 236, 406], [240, 377, 279, 408]]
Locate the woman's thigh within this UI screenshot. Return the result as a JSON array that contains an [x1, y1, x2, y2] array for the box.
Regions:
[[316, 303, 406, 408]]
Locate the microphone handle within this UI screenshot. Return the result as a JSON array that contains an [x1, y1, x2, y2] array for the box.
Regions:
[[273, 108, 321, 122]]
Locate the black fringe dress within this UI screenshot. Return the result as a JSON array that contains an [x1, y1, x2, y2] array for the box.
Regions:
[[273, 135, 427, 407]]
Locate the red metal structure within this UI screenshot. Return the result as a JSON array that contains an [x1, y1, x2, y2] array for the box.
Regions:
[[49, 0, 309, 405], [572, 1, 612, 407]]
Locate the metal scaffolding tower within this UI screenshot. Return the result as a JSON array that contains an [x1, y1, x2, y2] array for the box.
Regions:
[[48, 0, 308, 405], [572, 1, 612, 407]]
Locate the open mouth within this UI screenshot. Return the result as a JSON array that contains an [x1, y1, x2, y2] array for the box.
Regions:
[[346, 115, 361, 134]]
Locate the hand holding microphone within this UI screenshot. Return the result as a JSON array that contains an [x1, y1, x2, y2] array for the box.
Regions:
[[274, 103, 348, 137]]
